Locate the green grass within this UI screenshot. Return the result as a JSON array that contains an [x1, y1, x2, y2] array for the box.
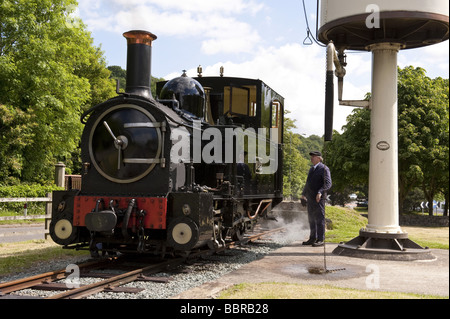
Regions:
[[0, 207, 47, 225], [325, 206, 368, 243], [0, 218, 46, 225], [402, 226, 449, 249], [324, 206, 448, 249], [217, 282, 447, 299], [0, 240, 89, 278]]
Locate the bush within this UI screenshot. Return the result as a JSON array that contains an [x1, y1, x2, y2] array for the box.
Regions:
[[0, 184, 63, 216]]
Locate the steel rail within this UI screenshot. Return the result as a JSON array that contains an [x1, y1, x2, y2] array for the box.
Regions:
[[227, 227, 285, 249], [0, 258, 117, 296], [46, 257, 185, 299], [1, 227, 285, 299], [47, 228, 285, 299]]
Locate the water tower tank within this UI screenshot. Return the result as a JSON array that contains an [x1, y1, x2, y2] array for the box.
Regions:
[[318, 0, 449, 50]]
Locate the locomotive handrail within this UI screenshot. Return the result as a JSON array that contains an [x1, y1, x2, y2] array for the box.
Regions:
[[80, 99, 121, 124]]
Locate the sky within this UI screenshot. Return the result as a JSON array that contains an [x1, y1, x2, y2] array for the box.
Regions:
[[75, 0, 449, 137]]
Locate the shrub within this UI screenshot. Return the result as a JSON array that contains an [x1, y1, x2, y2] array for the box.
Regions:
[[0, 184, 63, 216]]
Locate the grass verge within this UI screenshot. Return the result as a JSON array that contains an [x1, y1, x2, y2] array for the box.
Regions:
[[217, 282, 447, 299], [325, 206, 448, 249], [325, 206, 368, 244], [0, 239, 89, 278]]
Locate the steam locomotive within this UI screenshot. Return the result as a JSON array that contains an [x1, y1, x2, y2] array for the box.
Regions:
[[49, 30, 284, 256]]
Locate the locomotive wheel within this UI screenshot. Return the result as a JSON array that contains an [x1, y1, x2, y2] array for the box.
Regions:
[[231, 224, 245, 242], [167, 217, 199, 251], [50, 212, 78, 245]]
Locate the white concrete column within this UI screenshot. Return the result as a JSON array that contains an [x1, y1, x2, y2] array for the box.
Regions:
[[365, 43, 403, 234]]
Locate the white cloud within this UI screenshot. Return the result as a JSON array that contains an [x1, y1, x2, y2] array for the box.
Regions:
[[164, 43, 361, 137], [398, 42, 449, 79], [77, 0, 265, 55], [80, 1, 449, 138], [108, 0, 265, 15]]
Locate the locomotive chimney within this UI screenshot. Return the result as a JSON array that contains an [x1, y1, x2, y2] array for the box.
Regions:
[[123, 30, 157, 99]]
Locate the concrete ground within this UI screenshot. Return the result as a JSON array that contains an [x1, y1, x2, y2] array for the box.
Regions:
[[0, 223, 46, 244], [173, 241, 449, 299]]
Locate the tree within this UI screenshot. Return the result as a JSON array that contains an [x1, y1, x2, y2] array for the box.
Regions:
[[0, 104, 35, 184], [398, 68, 449, 215], [282, 112, 310, 199], [324, 108, 371, 194], [0, 0, 115, 183], [108, 65, 127, 91], [108, 64, 166, 97], [325, 66, 449, 214]]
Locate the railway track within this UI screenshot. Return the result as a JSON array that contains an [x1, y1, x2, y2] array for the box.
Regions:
[[0, 227, 284, 299]]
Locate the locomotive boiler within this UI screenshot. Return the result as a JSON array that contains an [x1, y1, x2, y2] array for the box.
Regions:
[[49, 30, 284, 256]]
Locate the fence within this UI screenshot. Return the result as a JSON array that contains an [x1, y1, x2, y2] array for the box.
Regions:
[[0, 194, 53, 239], [0, 163, 81, 241]]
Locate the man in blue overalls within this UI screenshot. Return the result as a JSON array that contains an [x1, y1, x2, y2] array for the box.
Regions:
[[301, 151, 332, 247]]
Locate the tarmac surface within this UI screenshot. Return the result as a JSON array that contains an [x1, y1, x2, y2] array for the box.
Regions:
[[0, 223, 46, 244], [173, 241, 449, 298]]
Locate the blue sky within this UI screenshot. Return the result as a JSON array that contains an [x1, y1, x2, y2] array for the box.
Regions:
[[75, 0, 449, 137]]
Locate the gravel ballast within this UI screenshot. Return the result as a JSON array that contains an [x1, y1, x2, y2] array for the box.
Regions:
[[2, 219, 309, 299]]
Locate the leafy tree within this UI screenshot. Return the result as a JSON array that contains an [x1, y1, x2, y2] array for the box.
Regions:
[[0, 104, 35, 184], [283, 112, 310, 199], [324, 108, 371, 197], [108, 64, 165, 97], [325, 66, 449, 214], [398, 67, 449, 215], [108, 65, 127, 91], [297, 134, 323, 161], [0, 0, 115, 184]]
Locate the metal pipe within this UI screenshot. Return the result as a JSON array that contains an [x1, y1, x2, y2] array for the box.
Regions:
[[324, 42, 337, 141], [247, 199, 272, 220], [123, 30, 157, 99], [122, 199, 136, 239]]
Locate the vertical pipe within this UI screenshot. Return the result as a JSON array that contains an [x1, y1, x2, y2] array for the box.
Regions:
[[324, 42, 335, 141], [366, 43, 403, 234], [123, 30, 157, 99]]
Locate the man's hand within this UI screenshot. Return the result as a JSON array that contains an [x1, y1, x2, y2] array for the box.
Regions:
[[316, 193, 322, 203]]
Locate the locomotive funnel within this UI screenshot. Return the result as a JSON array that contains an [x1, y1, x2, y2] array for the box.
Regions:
[[123, 30, 157, 98]]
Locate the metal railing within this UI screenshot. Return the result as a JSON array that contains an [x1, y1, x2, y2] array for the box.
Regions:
[[0, 194, 52, 239]]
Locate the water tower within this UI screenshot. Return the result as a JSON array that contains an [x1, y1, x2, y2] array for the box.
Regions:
[[318, 0, 448, 260]]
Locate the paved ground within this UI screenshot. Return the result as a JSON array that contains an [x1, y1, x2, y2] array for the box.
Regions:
[[173, 241, 449, 299], [0, 224, 46, 244]]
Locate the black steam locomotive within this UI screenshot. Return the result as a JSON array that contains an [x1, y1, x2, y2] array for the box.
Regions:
[[49, 30, 284, 256]]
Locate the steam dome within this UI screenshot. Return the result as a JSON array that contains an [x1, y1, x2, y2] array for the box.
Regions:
[[160, 72, 205, 118]]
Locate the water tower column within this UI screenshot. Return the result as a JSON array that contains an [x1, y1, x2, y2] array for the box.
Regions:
[[333, 42, 434, 260], [318, 0, 447, 260], [366, 43, 402, 234]]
